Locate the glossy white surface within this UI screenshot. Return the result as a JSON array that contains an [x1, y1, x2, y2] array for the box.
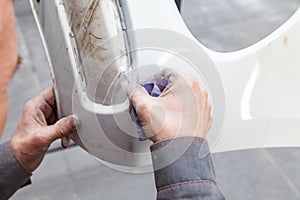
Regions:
[[126, 0, 300, 152], [210, 9, 300, 152]]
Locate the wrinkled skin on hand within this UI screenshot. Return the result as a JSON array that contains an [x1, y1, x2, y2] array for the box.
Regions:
[[11, 88, 78, 173], [0, 0, 19, 137], [128, 68, 212, 143]]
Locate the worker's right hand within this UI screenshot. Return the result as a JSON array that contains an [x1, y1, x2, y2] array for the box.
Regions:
[[128, 68, 212, 143]]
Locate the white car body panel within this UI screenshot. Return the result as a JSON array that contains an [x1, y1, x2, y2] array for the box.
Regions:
[[29, 0, 300, 168]]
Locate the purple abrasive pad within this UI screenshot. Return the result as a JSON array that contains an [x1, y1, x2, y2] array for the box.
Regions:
[[132, 77, 169, 141]]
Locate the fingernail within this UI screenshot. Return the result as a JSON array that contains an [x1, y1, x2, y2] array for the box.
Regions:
[[69, 115, 80, 129]]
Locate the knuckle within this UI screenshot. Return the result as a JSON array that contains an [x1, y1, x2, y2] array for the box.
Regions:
[[130, 94, 138, 106], [38, 100, 47, 110], [169, 71, 177, 78], [130, 88, 141, 101], [131, 88, 148, 104], [137, 103, 150, 116], [130, 89, 139, 102], [56, 122, 67, 135], [164, 68, 177, 78], [137, 103, 152, 125]]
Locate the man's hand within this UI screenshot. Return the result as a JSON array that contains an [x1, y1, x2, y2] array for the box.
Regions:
[[128, 68, 212, 143], [10, 88, 78, 173]]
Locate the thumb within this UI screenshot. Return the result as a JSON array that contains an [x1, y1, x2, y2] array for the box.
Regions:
[[47, 115, 79, 142]]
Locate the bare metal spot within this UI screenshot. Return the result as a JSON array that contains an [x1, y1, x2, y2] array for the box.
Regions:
[[63, 0, 128, 104]]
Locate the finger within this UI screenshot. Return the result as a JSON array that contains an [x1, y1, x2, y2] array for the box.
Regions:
[[47, 112, 58, 125], [37, 100, 54, 119], [38, 87, 56, 107], [47, 115, 79, 142], [31, 88, 58, 118], [127, 84, 151, 108], [153, 67, 176, 77], [153, 68, 183, 84], [61, 136, 70, 148]]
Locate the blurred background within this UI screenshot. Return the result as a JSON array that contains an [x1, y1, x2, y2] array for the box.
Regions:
[[3, 0, 300, 199]]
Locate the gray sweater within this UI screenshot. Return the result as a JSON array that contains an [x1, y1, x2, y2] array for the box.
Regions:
[[0, 137, 224, 200]]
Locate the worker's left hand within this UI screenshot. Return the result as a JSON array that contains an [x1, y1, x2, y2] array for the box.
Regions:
[[10, 88, 78, 173]]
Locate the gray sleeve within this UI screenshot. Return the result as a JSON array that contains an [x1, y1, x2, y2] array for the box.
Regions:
[[151, 137, 225, 200], [0, 141, 32, 200]]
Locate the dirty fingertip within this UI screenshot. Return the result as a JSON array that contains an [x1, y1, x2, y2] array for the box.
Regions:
[[68, 115, 80, 129], [61, 137, 70, 148]]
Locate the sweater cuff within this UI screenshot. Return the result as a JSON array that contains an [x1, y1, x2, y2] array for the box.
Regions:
[[0, 141, 32, 200], [150, 137, 217, 191]]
